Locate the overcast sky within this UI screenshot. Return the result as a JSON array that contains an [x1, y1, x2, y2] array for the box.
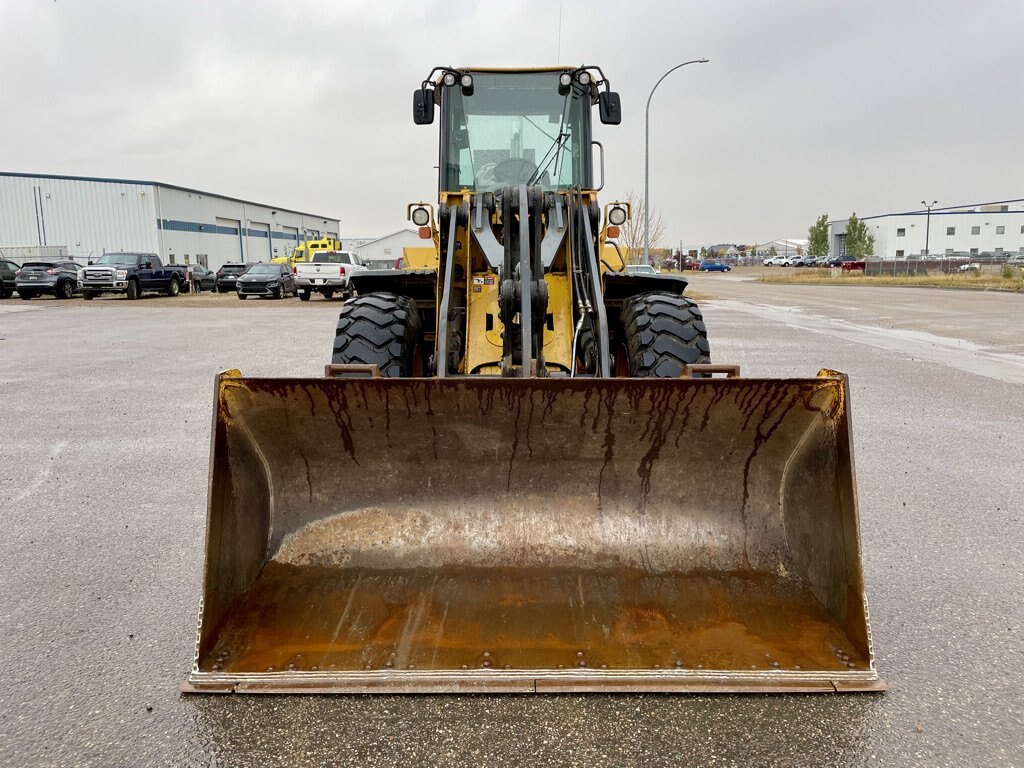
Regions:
[[2, 0, 1021, 246]]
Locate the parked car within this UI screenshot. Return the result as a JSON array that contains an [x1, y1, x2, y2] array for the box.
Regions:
[[14, 260, 82, 300], [0, 258, 19, 298], [215, 263, 257, 293], [236, 262, 297, 299], [624, 264, 658, 275], [212, 262, 256, 290], [763, 255, 792, 267], [958, 262, 981, 273], [185, 264, 216, 292], [294, 251, 367, 300], [697, 260, 731, 272], [80, 253, 186, 300]]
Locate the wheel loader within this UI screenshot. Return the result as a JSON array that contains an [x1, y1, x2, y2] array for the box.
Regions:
[[184, 67, 884, 694]]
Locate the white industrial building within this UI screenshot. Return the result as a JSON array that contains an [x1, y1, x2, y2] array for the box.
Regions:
[[355, 229, 424, 269], [830, 199, 1024, 259], [0, 172, 340, 270]]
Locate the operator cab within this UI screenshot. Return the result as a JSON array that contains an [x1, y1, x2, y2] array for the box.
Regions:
[[414, 67, 621, 194]]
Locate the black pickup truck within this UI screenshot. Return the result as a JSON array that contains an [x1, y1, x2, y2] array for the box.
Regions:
[[80, 253, 187, 300]]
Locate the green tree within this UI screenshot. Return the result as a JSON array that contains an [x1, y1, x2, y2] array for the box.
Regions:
[[845, 213, 875, 259], [767, 244, 778, 257], [699, 246, 707, 260], [807, 213, 830, 257]]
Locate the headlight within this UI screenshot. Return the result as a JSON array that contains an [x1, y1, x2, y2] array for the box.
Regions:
[[608, 206, 627, 226], [559, 72, 572, 87], [443, 72, 457, 87], [115, 269, 128, 279], [460, 73, 473, 89], [267, 281, 279, 287], [411, 206, 430, 226], [577, 71, 591, 86]]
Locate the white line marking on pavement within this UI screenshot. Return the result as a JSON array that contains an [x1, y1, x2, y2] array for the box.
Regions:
[[711, 300, 1024, 385]]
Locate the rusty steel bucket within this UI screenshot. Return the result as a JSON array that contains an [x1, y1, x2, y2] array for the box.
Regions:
[[183, 369, 884, 694]]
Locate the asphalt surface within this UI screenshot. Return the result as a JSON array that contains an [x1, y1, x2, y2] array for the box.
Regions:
[[1, 284, 1022, 767]]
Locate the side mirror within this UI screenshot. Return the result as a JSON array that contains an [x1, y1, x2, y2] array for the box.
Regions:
[[88, 261, 94, 265], [599, 91, 622, 125], [413, 87, 434, 125]]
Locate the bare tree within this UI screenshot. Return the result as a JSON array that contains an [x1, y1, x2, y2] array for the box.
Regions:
[[614, 190, 666, 264]]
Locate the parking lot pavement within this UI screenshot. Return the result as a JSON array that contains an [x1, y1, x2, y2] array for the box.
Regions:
[[1, 289, 1021, 767]]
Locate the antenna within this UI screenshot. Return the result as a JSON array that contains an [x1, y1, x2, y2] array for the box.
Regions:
[[557, 0, 563, 61]]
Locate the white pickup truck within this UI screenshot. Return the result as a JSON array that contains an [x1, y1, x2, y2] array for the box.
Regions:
[[294, 250, 367, 301]]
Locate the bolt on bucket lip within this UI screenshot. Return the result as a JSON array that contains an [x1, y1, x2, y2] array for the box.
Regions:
[[185, 369, 883, 694]]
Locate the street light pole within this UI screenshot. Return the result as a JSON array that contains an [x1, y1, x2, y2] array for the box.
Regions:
[[644, 58, 709, 265], [921, 200, 937, 257]]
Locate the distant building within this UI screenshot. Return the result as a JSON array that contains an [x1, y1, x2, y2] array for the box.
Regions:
[[830, 199, 1024, 259], [0, 172, 339, 270], [750, 239, 806, 257], [353, 229, 425, 269]]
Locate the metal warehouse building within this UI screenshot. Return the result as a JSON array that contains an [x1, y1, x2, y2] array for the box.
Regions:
[[0, 172, 340, 270], [830, 198, 1024, 260]]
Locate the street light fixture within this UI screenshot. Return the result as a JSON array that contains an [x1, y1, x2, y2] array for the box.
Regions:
[[921, 200, 937, 257], [644, 59, 709, 264]]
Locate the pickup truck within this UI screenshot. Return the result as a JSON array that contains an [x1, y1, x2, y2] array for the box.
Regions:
[[294, 250, 366, 301], [81, 253, 186, 300]]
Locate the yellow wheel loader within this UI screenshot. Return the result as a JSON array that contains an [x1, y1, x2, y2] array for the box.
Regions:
[[184, 67, 884, 694]]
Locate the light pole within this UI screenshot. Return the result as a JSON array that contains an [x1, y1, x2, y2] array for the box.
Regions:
[[921, 200, 937, 257], [645, 59, 709, 265]]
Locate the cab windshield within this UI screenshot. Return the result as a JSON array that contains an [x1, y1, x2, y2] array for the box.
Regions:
[[443, 72, 589, 192]]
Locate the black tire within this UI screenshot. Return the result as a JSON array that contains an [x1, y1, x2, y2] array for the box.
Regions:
[[332, 292, 421, 376], [57, 280, 75, 300], [126, 280, 140, 300], [298, 290, 311, 302], [167, 277, 180, 297], [19, 292, 34, 300], [619, 292, 710, 377], [83, 291, 95, 301], [238, 294, 247, 300], [274, 286, 283, 300], [322, 289, 335, 300], [0, 287, 11, 299]]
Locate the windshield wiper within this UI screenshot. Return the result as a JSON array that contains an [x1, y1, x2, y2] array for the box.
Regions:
[[526, 131, 569, 186], [526, 87, 574, 186]]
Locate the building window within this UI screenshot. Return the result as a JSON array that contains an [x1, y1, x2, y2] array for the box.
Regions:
[[996, 225, 1005, 235], [945, 248, 954, 254], [896, 228, 906, 237], [168, 254, 176, 265], [184, 254, 191, 265], [995, 247, 1003, 253], [971, 226, 980, 235], [896, 250, 904, 258], [970, 248, 978, 255], [946, 227, 955, 235]]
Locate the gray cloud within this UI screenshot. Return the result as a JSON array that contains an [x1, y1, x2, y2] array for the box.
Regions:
[[2, 0, 1020, 244]]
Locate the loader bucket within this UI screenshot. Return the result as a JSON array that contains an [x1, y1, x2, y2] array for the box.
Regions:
[[184, 370, 884, 694]]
